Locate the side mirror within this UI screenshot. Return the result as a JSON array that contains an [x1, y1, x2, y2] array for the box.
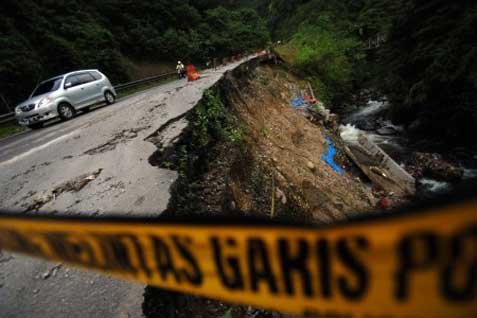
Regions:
[[64, 82, 72, 89]]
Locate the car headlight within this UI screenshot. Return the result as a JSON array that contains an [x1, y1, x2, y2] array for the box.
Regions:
[[15, 107, 21, 115], [38, 96, 52, 108]]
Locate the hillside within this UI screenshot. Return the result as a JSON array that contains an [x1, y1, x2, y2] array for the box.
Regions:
[[0, 0, 269, 108], [266, 0, 477, 146], [2, 0, 476, 146]]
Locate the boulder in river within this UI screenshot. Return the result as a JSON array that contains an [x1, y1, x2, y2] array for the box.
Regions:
[[355, 119, 378, 131], [414, 152, 464, 182], [377, 126, 399, 136]]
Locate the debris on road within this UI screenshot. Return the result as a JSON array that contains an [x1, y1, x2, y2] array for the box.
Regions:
[[24, 169, 103, 212], [0, 252, 14, 264], [55, 169, 103, 193], [41, 263, 63, 280]]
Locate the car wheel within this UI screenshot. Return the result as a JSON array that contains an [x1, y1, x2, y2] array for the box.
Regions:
[[58, 103, 75, 120], [28, 123, 43, 129], [105, 91, 115, 105]]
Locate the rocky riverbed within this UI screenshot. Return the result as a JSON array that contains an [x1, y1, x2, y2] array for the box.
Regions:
[[339, 98, 477, 199]]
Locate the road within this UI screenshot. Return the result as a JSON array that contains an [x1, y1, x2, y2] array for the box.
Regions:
[[0, 59, 250, 318]]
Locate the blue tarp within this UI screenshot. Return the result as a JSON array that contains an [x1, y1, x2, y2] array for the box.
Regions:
[[321, 137, 344, 175], [290, 97, 307, 108]]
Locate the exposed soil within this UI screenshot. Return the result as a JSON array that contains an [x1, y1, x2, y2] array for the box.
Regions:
[[144, 61, 380, 317], [158, 63, 377, 224], [143, 287, 280, 318], [223, 65, 376, 223]]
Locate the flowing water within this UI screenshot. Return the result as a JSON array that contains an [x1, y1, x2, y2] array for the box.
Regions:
[[340, 99, 476, 197]]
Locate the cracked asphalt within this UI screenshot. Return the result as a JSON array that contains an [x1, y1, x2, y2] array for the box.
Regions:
[[0, 58, 252, 318]]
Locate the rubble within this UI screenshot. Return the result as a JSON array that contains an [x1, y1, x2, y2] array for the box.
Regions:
[[342, 133, 415, 197], [24, 169, 102, 212], [41, 264, 63, 280], [413, 152, 464, 182]]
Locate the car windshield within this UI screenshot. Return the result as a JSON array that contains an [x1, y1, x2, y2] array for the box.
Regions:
[[31, 77, 63, 97]]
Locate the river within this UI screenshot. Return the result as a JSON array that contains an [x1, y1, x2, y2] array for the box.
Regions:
[[339, 99, 477, 198]]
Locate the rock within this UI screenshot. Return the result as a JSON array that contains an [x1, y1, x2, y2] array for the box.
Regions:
[[414, 153, 464, 182], [276, 188, 287, 205], [42, 271, 51, 280], [326, 114, 340, 131], [356, 119, 378, 131], [408, 119, 422, 133], [307, 162, 316, 171], [377, 126, 399, 136]]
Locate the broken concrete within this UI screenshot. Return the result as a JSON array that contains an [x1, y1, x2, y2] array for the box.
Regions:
[[23, 169, 102, 212], [343, 133, 416, 196], [0, 58, 253, 318]]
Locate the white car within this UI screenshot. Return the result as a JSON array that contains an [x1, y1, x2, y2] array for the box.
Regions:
[[15, 70, 117, 129]]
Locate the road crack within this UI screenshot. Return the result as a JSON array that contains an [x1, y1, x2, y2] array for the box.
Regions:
[[23, 169, 103, 212], [84, 127, 150, 155]]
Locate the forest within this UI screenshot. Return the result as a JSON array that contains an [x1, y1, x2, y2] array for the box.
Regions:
[[0, 0, 269, 110], [1, 0, 476, 145]]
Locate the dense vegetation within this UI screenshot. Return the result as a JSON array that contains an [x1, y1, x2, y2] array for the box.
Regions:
[[0, 0, 269, 108], [268, 0, 477, 144], [381, 1, 477, 143], [269, 0, 395, 106], [1, 0, 476, 145]]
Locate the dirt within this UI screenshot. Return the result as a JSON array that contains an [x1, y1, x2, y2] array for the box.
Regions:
[[143, 287, 281, 318], [144, 61, 379, 317], [220, 64, 376, 223], [158, 63, 376, 224]]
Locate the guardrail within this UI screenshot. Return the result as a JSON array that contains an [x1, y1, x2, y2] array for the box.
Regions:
[[0, 113, 15, 125], [113, 71, 176, 92], [0, 71, 178, 125]]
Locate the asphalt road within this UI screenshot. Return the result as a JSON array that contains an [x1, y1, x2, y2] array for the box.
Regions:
[[0, 59, 250, 318]]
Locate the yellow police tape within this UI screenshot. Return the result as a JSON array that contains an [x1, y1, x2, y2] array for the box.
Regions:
[[1, 202, 476, 317]]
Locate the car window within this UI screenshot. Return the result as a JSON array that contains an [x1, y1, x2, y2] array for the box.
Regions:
[[64, 75, 80, 88], [31, 77, 63, 97], [65, 73, 95, 88], [89, 71, 102, 81], [76, 73, 95, 85]]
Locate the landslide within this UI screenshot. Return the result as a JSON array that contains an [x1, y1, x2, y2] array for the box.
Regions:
[[144, 59, 379, 318], [159, 61, 376, 224]]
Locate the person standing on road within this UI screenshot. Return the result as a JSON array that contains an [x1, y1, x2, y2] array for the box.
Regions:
[[176, 61, 185, 79]]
